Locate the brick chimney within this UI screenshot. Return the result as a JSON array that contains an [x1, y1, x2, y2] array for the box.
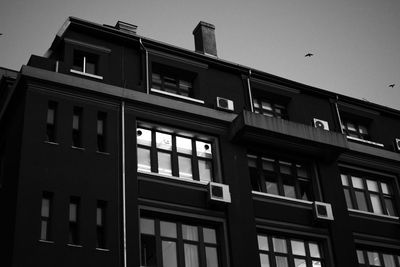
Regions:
[[193, 21, 217, 57]]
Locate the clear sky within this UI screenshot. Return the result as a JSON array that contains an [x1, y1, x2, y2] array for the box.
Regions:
[[1, 0, 399, 109]]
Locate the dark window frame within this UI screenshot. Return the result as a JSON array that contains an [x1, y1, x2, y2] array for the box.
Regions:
[[252, 97, 288, 119], [46, 101, 58, 143], [68, 196, 80, 245], [72, 50, 99, 76], [357, 248, 400, 267], [72, 107, 83, 148], [97, 112, 107, 152], [40, 192, 53, 241], [96, 200, 107, 249], [341, 119, 370, 140]]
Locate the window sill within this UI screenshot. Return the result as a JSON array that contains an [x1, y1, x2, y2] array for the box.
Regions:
[[70, 69, 103, 80], [348, 208, 399, 220], [252, 191, 313, 205], [44, 141, 59, 146], [67, 244, 83, 248], [346, 136, 384, 148], [38, 239, 54, 244], [71, 146, 85, 151], [96, 151, 110, 155], [150, 88, 205, 104], [137, 170, 209, 186], [95, 248, 110, 252]]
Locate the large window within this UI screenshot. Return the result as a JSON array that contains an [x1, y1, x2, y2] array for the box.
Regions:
[[248, 154, 314, 201], [257, 234, 324, 267], [357, 248, 400, 267], [341, 172, 397, 216], [252, 97, 287, 119], [341, 119, 370, 140], [140, 216, 220, 267], [137, 125, 218, 182], [71, 50, 99, 76], [40, 192, 53, 241]]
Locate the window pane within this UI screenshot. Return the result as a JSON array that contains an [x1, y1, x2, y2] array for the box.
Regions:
[[370, 194, 383, 214], [97, 119, 104, 135], [355, 191, 368, 211], [196, 141, 212, 158], [205, 246, 219, 267], [141, 234, 157, 266], [367, 180, 379, 192], [291, 240, 306, 256], [384, 198, 396, 216], [296, 164, 308, 177], [182, 225, 198, 241], [309, 243, 321, 258], [184, 244, 199, 267], [357, 250, 365, 264], [343, 188, 353, 209], [158, 152, 172, 175], [137, 128, 152, 146], [258, 235, 269, 251], [312, 261, 322, 267], [272, 237, 287, 253], [96, 207, 103, 226], [47, 108, 55, 124], [69, 203, 77, 222], [381, 183, 390, 195], [341, 174, 349, 186], [266, 177, 279, 195], [352, 177, 364, 189], [261, 101, 272, 110], [298, 180, 311, 200], [294, 258, 306, 267], [160, 221, 177, 238], [262, 157, 274, 171], [383, 254, 396, 267], [275, 256, 288, 267], [40, 221, 48, 240], [367, 251, 381, 266], [260, 254, 270, 267], [279, 161, 292, 175], [156, 132, 172, 150], [248, 154, 257, 168], [140, 218, 155, 235], [137, 147, 151, 172], [203, 228, 217, 244], [283, 184, 296, 199], [177, 136, 192, 154], [178, 156, 192, 179], [162, 241, 178, 267], [198, 159, 212, 182], [41, 198, 50, 217]]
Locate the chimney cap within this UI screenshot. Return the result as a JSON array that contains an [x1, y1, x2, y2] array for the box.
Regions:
[[193, 21, 215, 34], [115, 21, 138, 35]]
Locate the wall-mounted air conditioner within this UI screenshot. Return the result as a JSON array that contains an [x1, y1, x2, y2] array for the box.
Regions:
[[313, 118, 330, 131], [394, 138, 400, 152], [208, 182, 231, 204], [313, 201, 334, 221], [216, 97, 234, 112]]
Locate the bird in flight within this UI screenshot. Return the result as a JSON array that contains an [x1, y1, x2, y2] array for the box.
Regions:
[[388, 84, 395, 88], [305, 53, 314, 57]]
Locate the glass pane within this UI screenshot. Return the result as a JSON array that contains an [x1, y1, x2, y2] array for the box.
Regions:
[[141, 234, 157, 266], [253, 100, 260, 108], [258, 235, 269, 251], [248, 154, 257, 168], [266, 177, 279, 195], [283, 184, 296, 199], [137, 128, 152, 146], [262, 157, 274, 171], [367, 251, 381, 266], [272, 237, 287, 253], [184, 244, 199, 267], [341, 174, 349, 186], [41, 198, 50, 217], [367, 180, 379, 192], [47, 109, 55, 124], [182, 225, 198, 241], [140, 218, 155, 235], [156, 132, 172, 150], [203, 228, 217, 244], [294, 258, 306, 267], [296, 164, 308, 177], [162, 241, 178, 267], [198, 159, 212, 182], [86, 62, 96, 74], [370, 194, 383, 214], [309, 243, 321, 258], [196, 141, 212, 158], [279, 161, 292, 175], [260, 254, 270, 267], [69, 203, 77, 222], [355, 191, 368, 212], [158, 152, 172, 175], [312, 261, 322, 267], [178, 156, 193, 179], [137, 147, 151, 172], [352, 176, 364, 189], [346, 122, 356, 131], [160, 221, 177, 238], [357, 250, 365, 264], [97, 119, 104, 135], [383, 254, 396, 267], [40, 221, 48, 240], [72, 114, 80, 130], [385, 198, 396, 216], [177, 136, 192, 154], [261, 101, 272, 110], [291, 240, 306, 256], [205, 246, 219, 267], [343, 189, 353, 209], [381, 183, 390, 195], [96, 207, 103, 226], [359, 125, 368, 134], [299, 180, 311, 200], [275, 256, 288, 267]]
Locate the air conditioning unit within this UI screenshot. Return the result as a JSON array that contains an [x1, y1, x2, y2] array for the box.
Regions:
[[216, 97, 234, 112], [208, 182, 231, 204], [394, 138, 400, 152], [313, 201, 334, 221], [313, 118, 330, 131]]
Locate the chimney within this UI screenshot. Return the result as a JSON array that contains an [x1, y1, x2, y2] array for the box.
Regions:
[[115, 21, 138, 35], [193, 21, 217, 57]]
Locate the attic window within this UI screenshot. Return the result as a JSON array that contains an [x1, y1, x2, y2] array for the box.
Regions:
[[70, 50, 103, 80]]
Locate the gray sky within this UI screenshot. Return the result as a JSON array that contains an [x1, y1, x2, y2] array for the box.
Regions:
[[1, 0, 399, 109]]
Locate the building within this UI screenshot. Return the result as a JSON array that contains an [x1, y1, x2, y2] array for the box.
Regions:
[[1, 17, 400, 267]]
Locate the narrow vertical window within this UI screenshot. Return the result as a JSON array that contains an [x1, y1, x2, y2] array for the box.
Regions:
[[97, 112, 106, 152], [96, 200, 106, 249], [40, 192, 53, 241], [72, 107, 82, 148], [69, 196, 80, 245], [46, 101, 57, 142]]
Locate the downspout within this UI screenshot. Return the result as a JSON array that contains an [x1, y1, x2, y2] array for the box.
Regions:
[[334, 95, 344, 134], [247, 69, 254, 112], [121, 101, 127, 267], [139, 38, 149, 94]]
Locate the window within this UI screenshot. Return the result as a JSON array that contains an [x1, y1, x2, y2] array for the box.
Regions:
[[72, 107, 83, 148], [341, 173, 397, 216], [96, 200, 106, 249], [97, 112, 107, 152], [140, 216, 221, 267], [72, 51, 98, 75], [40, 192, 53, 241], [258, 234, 324, 267], [137, 125, 218, 182], [152, 72, 193, 97], [252, 97, 287, 119], [342, 120, 370, 140], [357, 248, 400, 267], [68, 196, 80, 245], [46, 101, 57, 142], [248, 154, 314, 201]]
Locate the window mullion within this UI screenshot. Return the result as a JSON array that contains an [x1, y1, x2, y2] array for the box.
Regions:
[[151, 130, 158, 173], [198, 226, 206, 267], [259, 156, 267, 193], [154, 219, 163, 267], [177, 222, 185, 267], [192, 139, 200, 181], [363, 178, 374, 213], [171, 135, 179, 177], [275, 161, 284, 197], [293, 163, 301, 200], [348, 175, 359, 210]]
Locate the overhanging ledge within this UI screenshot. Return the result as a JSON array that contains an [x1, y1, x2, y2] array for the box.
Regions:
[[229, 111, 349, 159]]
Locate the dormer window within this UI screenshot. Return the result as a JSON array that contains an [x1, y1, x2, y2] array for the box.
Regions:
[[70, 50, 103, 80], [253, 97, 287, 119]]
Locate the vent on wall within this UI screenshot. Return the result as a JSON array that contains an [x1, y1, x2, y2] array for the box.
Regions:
[[208, 182, 231, 203], [313, 118, 330, 131], [313, 201, 334, 221], [216, 97, 234, 112]]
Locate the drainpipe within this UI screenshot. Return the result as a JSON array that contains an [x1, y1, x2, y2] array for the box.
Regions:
[[247, 70, 254, 112], [121, 101, 127, 267], [139, 38, 149, 94], [334, 95, 344, 134]]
